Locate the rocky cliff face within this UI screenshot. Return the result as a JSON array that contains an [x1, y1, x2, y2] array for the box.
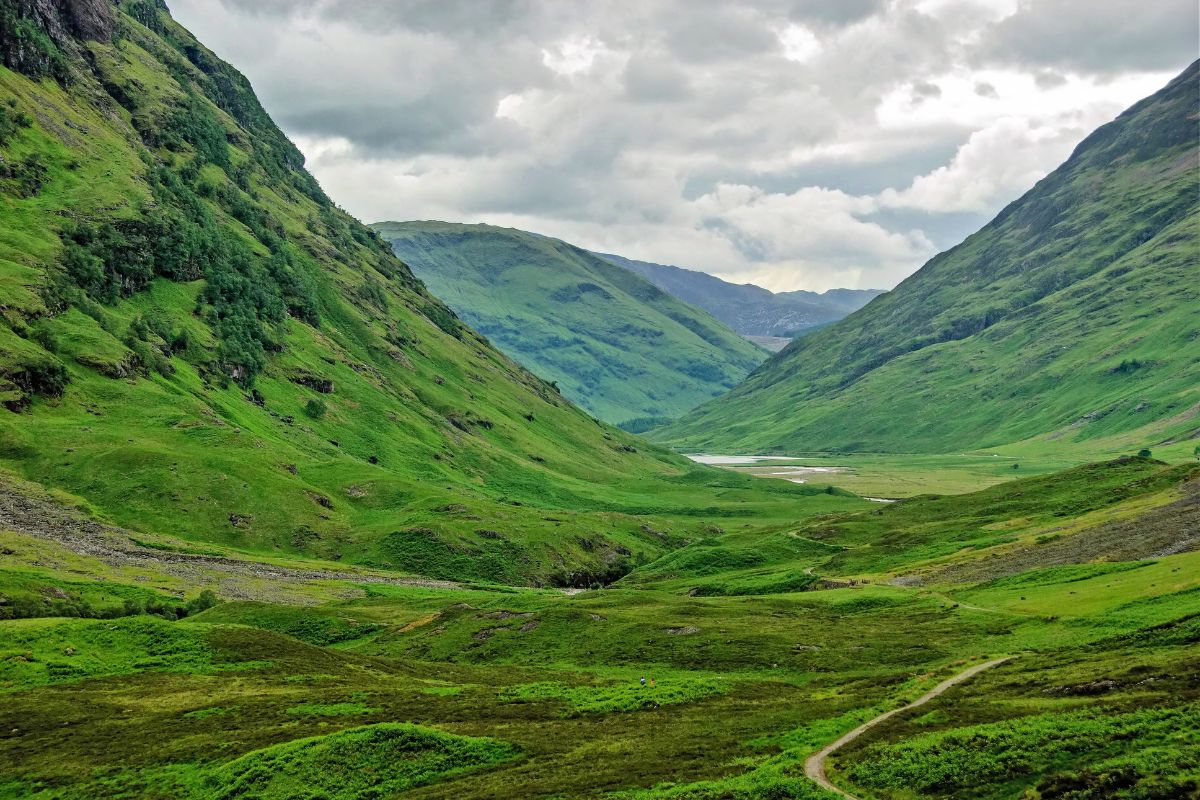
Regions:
[[1, 0, 116, 80]]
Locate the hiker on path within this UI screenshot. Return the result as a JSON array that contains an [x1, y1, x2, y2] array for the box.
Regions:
[[640, 676, 646, 687]]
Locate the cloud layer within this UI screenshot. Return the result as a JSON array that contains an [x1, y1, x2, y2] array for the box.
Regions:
[[169, 0, 1196, 290]]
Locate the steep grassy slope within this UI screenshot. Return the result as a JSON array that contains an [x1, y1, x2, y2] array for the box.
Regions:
[[658, 62, 1200, 457], [596, 250, 883, 338], [373, 222, 767, 428], [0, 0, 862, 586]]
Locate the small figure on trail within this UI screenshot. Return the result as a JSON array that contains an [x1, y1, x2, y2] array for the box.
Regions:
[[650, 677, 656, 687], [640, 676, 646, 687]]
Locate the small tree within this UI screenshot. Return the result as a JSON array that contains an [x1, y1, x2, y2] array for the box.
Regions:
[[305, 397, 327, 419], [1137, 448, 1152, 458], [185, 589, 219, 616]]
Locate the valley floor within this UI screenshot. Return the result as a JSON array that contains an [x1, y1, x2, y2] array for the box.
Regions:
[[1, 456, 1198, 799], [685, 451, 1077, 498]]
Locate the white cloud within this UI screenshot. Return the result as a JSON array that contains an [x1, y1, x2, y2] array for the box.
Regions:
[[877, 69, 1173, 212], [879, 116, 1081, 213], [168, 0, 1197, 291], [542, 35, 613, 76], [777, 24, 822, 62]]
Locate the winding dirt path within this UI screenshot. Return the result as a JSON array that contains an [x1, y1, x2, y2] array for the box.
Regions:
[[804, 657, 1012, 799]]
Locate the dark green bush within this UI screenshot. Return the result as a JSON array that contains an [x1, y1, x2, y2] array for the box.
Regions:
[[159, 92, 230, 168], [0, 98, 32, 146], [58, 159, 319, 385], [422, 301, 461, 338], [0, 586, 219, 621], [185, 589, 220, 615], [618, 416, 674, 434], [29, 323, 58, 353], [0, 152, 49, 197], [305, 398, 327, 419]]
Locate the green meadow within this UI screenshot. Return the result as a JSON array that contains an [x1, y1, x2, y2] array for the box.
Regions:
[[2, 455, 1197, 798]]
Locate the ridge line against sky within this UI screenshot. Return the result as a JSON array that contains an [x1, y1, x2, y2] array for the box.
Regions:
[[168, 0, 1197, 292]]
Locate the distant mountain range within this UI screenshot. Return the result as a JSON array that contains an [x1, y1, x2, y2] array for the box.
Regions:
[[594, 253, 884, 340], [656, 61, 1200, 457], [373, 222, 767, 428]]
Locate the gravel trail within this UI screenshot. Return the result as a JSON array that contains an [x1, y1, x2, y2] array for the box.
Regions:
[[804, 657, 1013, 798]]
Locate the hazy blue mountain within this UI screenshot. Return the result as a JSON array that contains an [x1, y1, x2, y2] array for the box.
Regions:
[[594, 253, 884, 338]]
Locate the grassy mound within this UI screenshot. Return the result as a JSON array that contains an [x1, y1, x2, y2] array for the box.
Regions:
[[202, 723, 517, 800], [841, 703, 1200, 800]]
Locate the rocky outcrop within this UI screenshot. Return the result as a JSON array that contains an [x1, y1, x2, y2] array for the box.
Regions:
[[1, 0, 117, 80]]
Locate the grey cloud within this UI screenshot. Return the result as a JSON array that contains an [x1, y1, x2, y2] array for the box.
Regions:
[[777, 0, 886, 27], [912, 80, 942, 103], [661, 6, 781, 63], [681, 132, 966, 198], [978, 0, 1199, 73], [974, 81, 998, 98], [1033, 69, 1068, 89], [321, 0, 542, 36], [215, 0, 545, 36], [281, 100, 527, 158], [169, 0, 1189, 292], [700, 217, 772, 262], [864, 207, 991, 252], [623, 55, 693, 102], [213, 0, 319, 17]]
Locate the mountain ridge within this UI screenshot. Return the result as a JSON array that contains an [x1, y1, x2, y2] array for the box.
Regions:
[[372, 220, 768, 427], [655, 61, 1200, 457], [594, 251, 884, 339]]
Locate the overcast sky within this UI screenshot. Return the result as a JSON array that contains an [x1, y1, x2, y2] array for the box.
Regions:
[[169, 0, 1196, 291]]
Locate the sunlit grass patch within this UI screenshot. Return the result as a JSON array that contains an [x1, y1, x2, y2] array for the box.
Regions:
[[500, 677, 726, 716], [285, 701, 377, 717], [201, 723, 518, 800], [182, 706, 230, 720], [0, 616, 267, 691]]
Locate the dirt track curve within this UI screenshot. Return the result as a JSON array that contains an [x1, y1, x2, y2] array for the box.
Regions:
[[804, 656, 1013, 799]]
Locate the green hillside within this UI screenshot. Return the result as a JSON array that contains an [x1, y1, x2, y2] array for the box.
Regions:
[[372, 222, 767, 428], [0, 0, 859, 587], [657, 62, 1200, 459]]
